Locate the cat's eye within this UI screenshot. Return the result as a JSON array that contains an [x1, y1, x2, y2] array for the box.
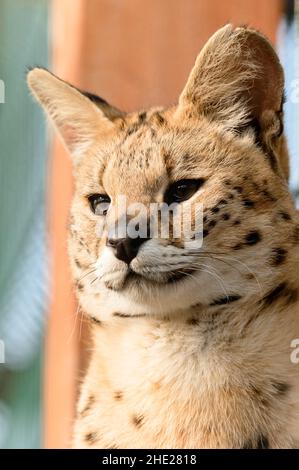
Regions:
[[164, 178, 205, 204], [88, 194, 111, 215]]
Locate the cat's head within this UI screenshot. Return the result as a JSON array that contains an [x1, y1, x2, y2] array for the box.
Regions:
[[28, 25, 298, 317]]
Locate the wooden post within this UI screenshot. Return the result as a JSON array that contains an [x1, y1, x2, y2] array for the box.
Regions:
[[45, 0, 284, 448]]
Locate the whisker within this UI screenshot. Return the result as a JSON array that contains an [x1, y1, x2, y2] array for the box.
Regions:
[[77, 266, 97, 283], [67, 303, 81, 345]]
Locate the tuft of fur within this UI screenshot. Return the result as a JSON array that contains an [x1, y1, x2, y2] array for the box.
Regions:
[[28, 25, 299, 448]]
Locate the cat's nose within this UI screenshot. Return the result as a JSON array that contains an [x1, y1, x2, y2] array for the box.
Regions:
[[106, 236, 148, 264]]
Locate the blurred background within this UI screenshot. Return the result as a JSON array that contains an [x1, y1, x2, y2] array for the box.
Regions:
[[0, 0, 298, 449]]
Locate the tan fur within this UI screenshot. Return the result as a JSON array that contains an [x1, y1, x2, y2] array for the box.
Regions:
[[28, 25, 299, 448]]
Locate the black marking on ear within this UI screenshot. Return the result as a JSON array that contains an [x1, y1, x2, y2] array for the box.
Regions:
[[265, 149, 279, 173], [83, 91, 109, 106], [132, 414, 144, 428], [244, 116, 280, 173], [210, 294, 241, 306], [270, 247, 287, 266], [261, 282, 298, 308], [245, 230, 261, 246]]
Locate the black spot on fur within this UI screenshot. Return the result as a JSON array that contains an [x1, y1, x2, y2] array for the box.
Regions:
[[243, 199, 255, 209], [85, 432, 98, 443], [210, 294, 241, 306], [113, 312, 146, 318], [272, 382, 290, 396], [218, 199, 228, 205], [245, 230, 261, 245], [155, 112, 165, 125], [132, 414, 144, 428], [138, 111, 147, 123], [222, 213, 230, 221], [257, 435, 270, 449], [233, 186, 243, 193], [293, 225, 299, 244], [203, 229, 209, 238], [127, 124, 139, 136], [270, 248, 287, 266], [279, 211, 292, 221], [262, 189, 277, 202], [233, 219, 241, 226], [90, 316, 102, 326], [233, 243, 243, 250], [249, 385, 269, 407], [186, 317, 199, 325], [208, 220, 217, 228], [114, 391, 123, 400], [150, 128, 157, 137], [242, 434, 269, 449], [261, 282, 298, 308], [211, 200, 228, 215], [80, 395, 95, 417]]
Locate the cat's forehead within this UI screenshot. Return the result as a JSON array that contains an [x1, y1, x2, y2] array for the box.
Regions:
[[80, 111, 258, 194]]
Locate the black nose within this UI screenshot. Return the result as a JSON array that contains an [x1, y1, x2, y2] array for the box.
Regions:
[[106, 236, 148, 264]]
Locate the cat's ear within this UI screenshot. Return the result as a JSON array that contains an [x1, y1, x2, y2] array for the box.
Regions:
[[27, 68, 124, 162], [177, 24, 284, 134]]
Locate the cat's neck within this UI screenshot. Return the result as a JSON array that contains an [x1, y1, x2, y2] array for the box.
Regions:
[[79, 298, 299, 448], [90, 297, 298, 386]]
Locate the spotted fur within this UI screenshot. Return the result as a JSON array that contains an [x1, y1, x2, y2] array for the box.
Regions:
[[28, 25, 299, 449]]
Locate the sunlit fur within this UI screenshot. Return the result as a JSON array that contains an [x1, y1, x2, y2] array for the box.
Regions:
[[28, 25, 299, 448]]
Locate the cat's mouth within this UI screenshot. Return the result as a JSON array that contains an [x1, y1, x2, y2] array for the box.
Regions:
[[125, 268, 195, 286], [105, 266, 197, 291]]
